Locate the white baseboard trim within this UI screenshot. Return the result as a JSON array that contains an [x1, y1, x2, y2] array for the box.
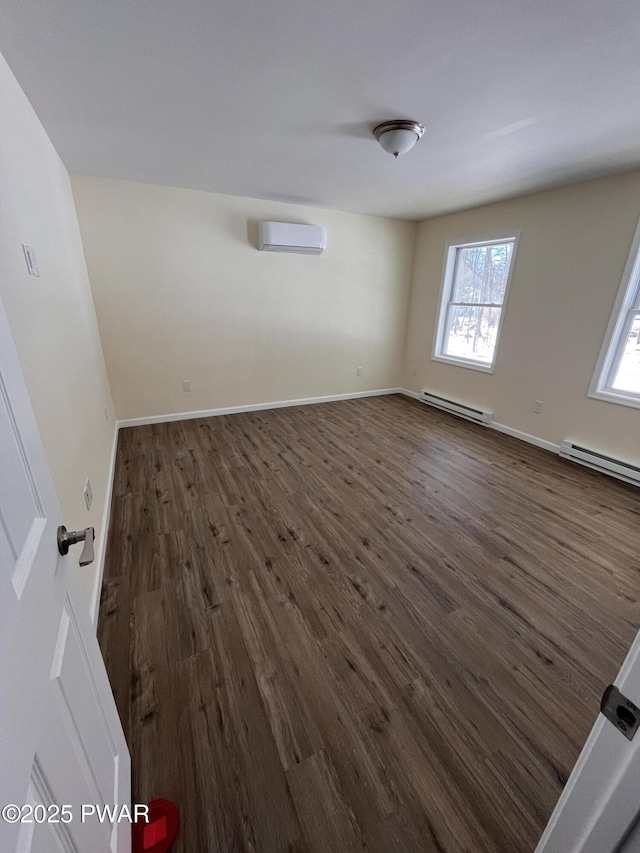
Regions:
[[490, 421, 560, 454], [117, 388, 403, 429], [398, 388, 421, 401], [397, 388, 560, 454], [89, 422, 119, 629]]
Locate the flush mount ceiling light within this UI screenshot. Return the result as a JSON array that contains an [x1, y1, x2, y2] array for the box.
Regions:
[[373, 119, 425, 158]]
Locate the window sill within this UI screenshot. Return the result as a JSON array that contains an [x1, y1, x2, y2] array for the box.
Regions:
[[431, 354, 495, 374], [588, 388, 640, 410]]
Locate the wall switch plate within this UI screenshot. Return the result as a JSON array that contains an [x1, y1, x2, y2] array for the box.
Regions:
[[412, 366, 417, 376], [83, 479, 93, 511], [103, 406, 109, 422], [356, 367, 363, 377], [22, 244, 40, 277], [533, 400, 543, 414], [183, 380, 192, 392]]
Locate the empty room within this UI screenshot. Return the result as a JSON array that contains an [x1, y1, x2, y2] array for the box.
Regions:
[[1, 1, 640, 851]]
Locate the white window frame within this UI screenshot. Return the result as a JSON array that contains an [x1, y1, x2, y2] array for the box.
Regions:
[[432, 232, 520, 373], [589, 217, 640, 410]]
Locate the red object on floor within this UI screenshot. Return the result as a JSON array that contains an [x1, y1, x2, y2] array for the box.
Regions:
[[132, 799, 179, 853]]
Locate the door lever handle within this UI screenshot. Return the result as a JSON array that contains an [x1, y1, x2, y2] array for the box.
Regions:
[[57, 526, 95, 566]]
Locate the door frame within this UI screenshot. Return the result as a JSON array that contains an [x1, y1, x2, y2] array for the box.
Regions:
[[536, 626, 640, 851]]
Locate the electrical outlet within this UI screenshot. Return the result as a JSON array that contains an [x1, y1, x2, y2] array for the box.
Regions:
[[412, 365, 417, 376], [183, 380, 192, 392], [533, 400, 543, 414], [83, 479, 93, 511], [356, 366, 363, 377], [103, 406, 109, 422]]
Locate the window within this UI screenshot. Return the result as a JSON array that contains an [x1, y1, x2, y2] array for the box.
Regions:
[[433, 236, 517, 372], [590, 220, 640, 408]]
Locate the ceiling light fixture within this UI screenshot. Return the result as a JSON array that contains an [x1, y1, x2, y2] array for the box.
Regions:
[[373, 119, 425, 158]]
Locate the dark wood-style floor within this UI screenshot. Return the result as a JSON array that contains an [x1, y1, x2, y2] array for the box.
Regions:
[[98, 394, 640, 852]]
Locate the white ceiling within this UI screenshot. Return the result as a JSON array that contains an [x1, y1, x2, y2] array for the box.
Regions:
[[2, 0, 640, 220]]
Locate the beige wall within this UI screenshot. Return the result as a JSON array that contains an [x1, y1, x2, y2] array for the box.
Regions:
[[0, 53, 116, 613], [404, 173, 640, 463], [71, 176, 416, 421]]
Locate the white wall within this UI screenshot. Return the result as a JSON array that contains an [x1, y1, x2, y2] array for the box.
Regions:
[[71, 176, 416, 421], [0, 53, 116, 613], [404, 172, 640, 463]]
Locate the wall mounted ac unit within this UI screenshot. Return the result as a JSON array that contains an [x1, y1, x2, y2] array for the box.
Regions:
[[258, 222, 327, 254]]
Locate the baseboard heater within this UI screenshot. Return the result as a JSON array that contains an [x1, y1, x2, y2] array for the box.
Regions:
[[559, 440, 640, 487], [419, 391, 493, 427]]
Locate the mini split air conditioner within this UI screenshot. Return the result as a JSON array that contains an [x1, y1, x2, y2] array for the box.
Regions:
[[258, 221, 327, 254]]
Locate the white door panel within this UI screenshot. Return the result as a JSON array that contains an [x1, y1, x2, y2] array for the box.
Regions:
[[0, 373, 49, 601], [0, 522, 13, 569], [0, 376, 42, 552], [49, 597, 124, 812], [0, 294, 130, 852]]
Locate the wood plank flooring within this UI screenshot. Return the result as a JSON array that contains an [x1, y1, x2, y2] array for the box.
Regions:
[[98, 394, 640, 852]]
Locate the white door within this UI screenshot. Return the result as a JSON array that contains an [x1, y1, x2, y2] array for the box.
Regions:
[[0, 296, 130, 852], [536, 624, 640, 851]]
